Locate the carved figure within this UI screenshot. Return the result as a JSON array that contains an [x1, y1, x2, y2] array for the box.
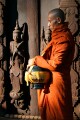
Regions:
[[65, 7, 78, 34], [10, 20, 25, 68], [40, 27, 51, 53], [10, 55, 23, 100], [9, 20, 26, 110]]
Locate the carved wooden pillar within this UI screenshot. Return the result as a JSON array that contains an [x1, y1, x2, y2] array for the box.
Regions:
[[26, 0, 39, 58], [26, 0, 40, 116], [0, 0, 7, 115], [60, 0, 80, 119]]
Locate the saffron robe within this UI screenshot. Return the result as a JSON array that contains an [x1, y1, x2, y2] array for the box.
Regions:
[[34, 23, 75, 120]]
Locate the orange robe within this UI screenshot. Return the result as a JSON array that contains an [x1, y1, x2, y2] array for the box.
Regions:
[[35, 23, 75, 120]]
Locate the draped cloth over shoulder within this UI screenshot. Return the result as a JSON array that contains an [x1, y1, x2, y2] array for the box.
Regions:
[[34, 23, 75, 120]]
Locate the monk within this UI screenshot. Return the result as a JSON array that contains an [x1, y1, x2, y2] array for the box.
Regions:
[[27, 8, 75, 120]]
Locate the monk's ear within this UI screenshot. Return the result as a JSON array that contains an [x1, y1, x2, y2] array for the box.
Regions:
[[56, 17, 61, 24]]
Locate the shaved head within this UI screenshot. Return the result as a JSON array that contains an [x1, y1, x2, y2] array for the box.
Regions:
[[48, 8, 65, 23]]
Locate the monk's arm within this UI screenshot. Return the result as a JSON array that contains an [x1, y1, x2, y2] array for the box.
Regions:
[[35, 41, 69, 71]]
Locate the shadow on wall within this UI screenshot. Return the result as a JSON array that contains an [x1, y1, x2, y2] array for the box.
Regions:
[[5, 0, 18, 40]]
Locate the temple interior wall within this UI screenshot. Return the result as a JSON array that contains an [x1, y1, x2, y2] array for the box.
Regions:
[[0, 0, 79, 119]]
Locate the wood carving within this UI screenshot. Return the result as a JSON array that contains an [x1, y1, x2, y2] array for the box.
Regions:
[[9, 20, 28, 113], [60, 0, 79, 119], [60, 0, 78, 35], [0, 1, 7, 112], [40, 27, 51, 53]]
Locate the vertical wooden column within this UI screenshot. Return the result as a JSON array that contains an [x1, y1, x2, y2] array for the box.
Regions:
[[26, 0, 40, 116], [26, 0, 39, 58]]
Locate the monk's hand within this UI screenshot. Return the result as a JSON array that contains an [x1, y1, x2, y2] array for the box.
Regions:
[[27, 58, 36, 70]]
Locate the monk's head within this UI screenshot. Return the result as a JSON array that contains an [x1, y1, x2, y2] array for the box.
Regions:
[[48, 8, 65, 31]]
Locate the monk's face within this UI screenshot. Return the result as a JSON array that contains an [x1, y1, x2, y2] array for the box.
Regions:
[[48, 13, 61, 32]]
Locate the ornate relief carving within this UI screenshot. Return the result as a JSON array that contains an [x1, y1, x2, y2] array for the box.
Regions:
[[0, 1, 7, 113], [0, 2, 3, 17], [0, 2, 4, 37], [74, 103, 80, 118], [66, 7, 78, 34], [60, 0, 78, 35], [0, 17, 4, 36], [9, 20, 29, 114], [59, 0, 77, 7], [0, 68, 4, 104], [40, 27, 51, 54], [0, 44, 3, 60], [60, 0, 79, 119], [70, 68, 78, 105]]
